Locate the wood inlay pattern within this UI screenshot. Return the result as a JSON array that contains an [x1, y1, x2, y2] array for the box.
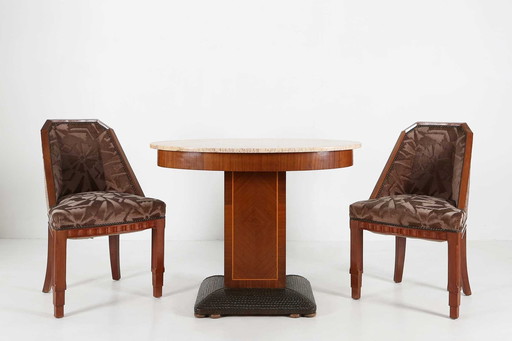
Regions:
[[224, 172, 286, 288], [64, 219, 163, 238], [356, 220, 451, 241]]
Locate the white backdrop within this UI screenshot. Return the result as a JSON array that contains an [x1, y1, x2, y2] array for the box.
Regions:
[[0, 0, 511, 241]]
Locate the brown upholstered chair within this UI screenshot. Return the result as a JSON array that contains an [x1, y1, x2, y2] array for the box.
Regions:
[[349, 122, 473, 319], [41, 119, 166, 318]]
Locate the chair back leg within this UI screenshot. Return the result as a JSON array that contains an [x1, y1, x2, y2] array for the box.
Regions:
[[109, 235, 121, 280], [42, 228, 54, 293], [393, 237, 406, 283], [461, 232, 472, 296]]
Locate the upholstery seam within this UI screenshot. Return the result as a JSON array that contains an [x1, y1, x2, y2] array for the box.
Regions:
[[350, 217, 465, 233], [52, 216, 165, 230]]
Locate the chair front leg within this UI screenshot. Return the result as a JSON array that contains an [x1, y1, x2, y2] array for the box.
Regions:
[[447, 232, 462, 319], [151, 221, 165, 298], [42, 228, 54, 293], [109, 235, 121, 280], [53, 230, 67, 318], [393, 236, 406, 283], [350, 220, 363, 299]]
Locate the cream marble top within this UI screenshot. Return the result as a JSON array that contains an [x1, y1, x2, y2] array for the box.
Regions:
[[150, 138, 361, 153]]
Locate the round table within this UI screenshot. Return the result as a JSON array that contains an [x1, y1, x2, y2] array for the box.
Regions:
[[150, 138, 361, 318]]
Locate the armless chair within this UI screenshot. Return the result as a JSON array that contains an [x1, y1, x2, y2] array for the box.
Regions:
[[349, 122, 472, 319], [41, 119, 166, 318]]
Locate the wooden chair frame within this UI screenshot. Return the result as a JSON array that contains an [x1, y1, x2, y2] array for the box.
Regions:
[[350, 122, 473, 319], [41, 120, 165, 318]]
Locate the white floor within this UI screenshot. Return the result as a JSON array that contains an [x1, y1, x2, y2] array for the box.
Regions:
[[0, 238, 510, 341]]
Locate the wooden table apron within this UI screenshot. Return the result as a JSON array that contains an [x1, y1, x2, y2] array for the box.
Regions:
[[157, 149, 354, 289]]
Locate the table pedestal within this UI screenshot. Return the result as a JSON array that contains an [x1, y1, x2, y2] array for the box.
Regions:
[[194, 275, 316, 317], [194, 171, 316, 317], [153, 140, 358, 318]]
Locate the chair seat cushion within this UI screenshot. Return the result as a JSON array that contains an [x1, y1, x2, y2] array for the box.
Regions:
[[49, 191, 166, 230], [349, 194, 466, 232]]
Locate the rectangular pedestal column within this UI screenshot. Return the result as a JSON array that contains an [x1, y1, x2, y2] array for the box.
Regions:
[[224, 171, 286, 288]]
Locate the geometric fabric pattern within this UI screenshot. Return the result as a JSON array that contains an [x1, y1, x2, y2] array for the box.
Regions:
[[350, 194, 466, 232]]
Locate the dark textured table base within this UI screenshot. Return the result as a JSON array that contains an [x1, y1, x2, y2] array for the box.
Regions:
[[194, 275, 317, 318]]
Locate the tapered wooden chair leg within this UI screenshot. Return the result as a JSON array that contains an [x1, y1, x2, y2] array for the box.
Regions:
[[42, 228, 54, 293], [109, 235, 121, 280], [448, 233, 461, 319], [461, 232, 472, 296], [53, 231, 67, 318], [393, 237, 406, 283], [151, 224, 165, 298], [350, 220, 363, 299]]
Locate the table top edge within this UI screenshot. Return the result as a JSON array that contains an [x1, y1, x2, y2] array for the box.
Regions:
[[150, 139, 362, 153]]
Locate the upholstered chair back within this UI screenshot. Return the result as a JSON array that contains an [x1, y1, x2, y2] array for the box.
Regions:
[[42, 120, 143, 205], [374, 123, 469, 207]]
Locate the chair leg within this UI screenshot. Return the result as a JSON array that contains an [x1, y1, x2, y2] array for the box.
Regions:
[[447, 233, 462, 319], [151, 223, 165, 298], [350, 220, 363, 299], [393, 236, 406, 283], [53, 231, 67, 318], [42, 228, 54, 293], [461, 232, 472, 296], [109, 235, 121, 280]]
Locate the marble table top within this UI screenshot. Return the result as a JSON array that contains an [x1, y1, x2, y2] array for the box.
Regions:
[[150, 138, 361, 153]]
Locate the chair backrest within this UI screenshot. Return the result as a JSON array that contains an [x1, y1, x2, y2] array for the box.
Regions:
[[371, 122, 473, 209], [41, 120, 144, 207]]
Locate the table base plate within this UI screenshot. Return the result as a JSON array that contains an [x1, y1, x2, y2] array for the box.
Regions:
[[194, 275, 316, 317]]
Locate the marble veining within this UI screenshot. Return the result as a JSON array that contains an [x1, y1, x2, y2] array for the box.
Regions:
[[150, 138, 361, 153]]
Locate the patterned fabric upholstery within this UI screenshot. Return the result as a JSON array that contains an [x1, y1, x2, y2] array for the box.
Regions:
[[350, 194, 466, 232], [49, 191, 166, 230], [47, 121, 138, 201], [376, 124, 467, 206]]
